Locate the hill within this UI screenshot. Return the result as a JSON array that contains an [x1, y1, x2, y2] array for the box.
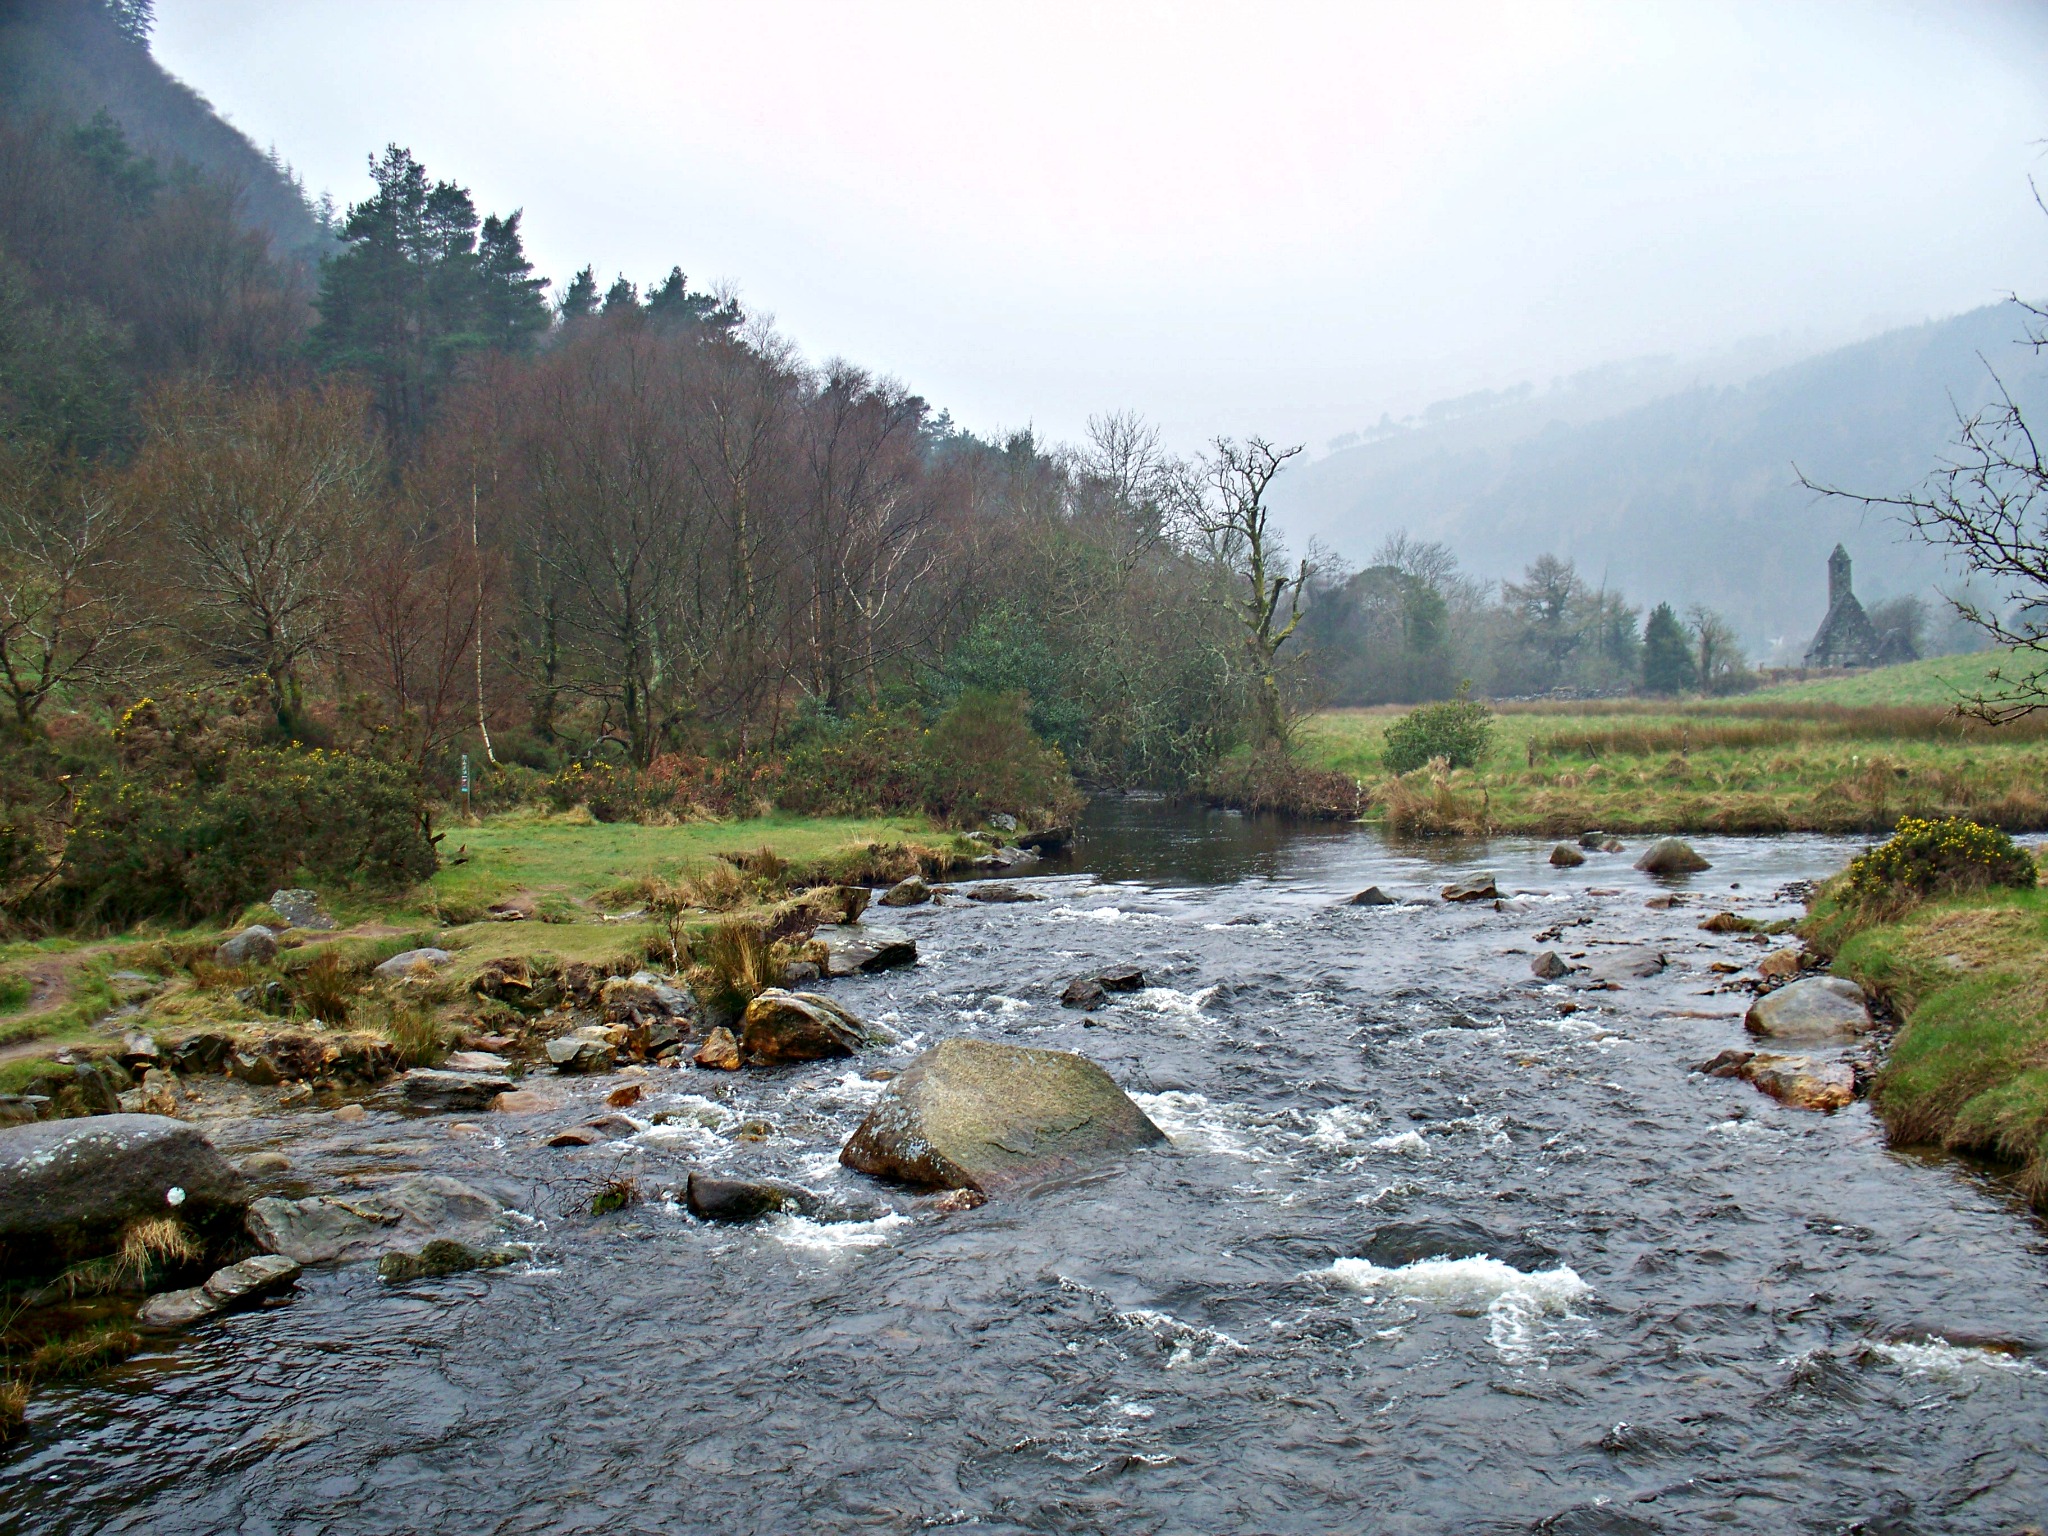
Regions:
[[1275, 304, 2048, 657], [0, 0, 327, 256]]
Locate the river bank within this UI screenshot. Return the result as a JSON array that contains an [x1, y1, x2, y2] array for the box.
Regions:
[[6, 807, 2048, 1531], [1301, 697, 2048, 834], [1812, 880, 2048, 1203]]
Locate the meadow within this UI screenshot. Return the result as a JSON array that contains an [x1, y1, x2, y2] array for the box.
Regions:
[[1298, 651, 2048, 836]]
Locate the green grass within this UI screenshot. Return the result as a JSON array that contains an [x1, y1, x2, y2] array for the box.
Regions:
[[1752, 649, 2017, 707], [1819, 885, 2048, 1202], [418, 809, 943, 920], [1298, 696, 2048, 835]]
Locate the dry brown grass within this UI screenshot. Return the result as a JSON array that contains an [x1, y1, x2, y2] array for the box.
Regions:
[[295, 949, 354, 1025], [1376, 760, 1491, 837], [697, 919, 775, 1009]]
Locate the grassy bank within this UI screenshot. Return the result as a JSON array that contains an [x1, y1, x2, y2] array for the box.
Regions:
[[1299, 666, 2048, 835], [1810, 883, 2048, 1203], [0, 809, 964, 1072]]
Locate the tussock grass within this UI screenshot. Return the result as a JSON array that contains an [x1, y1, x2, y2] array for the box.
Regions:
[[1378, 761, 1490, 837], [696, 919, 775, 1012], [25, 1323, 140, 1381]]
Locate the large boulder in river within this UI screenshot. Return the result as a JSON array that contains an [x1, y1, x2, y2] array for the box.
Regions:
[[399, 1068, 515, 1111], [1441, 873, 1497, 902], [878, 876, 932, 907], [246, 1173, 505, 1265], [1351, 1217, 1558, 1272], [741, 989, 878, 1064], [814, 924, 917, 976], [0, 1114, 248, 1276], [840, 1037, 1165, 1194], [1549, 843, 1586, 868], [1745, 975, 1871, 1043], [1634, 838, 1710, 875]]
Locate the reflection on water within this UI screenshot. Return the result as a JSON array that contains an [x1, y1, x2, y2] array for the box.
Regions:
[[8, 806, 2047, 1535]]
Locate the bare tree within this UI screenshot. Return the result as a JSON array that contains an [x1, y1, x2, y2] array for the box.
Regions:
[[0, 453, 145, 730], [1684, 603, 1747, 694], [1803, 240, 2048, 717], [1193, 436, 1307, 744], [131, 379, 379, 718]]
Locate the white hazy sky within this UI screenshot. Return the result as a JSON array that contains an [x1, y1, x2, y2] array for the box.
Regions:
[[154, 0, 2048, 452]]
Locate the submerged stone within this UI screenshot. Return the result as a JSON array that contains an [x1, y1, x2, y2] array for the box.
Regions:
[[840, 1037, 1165, 1194]]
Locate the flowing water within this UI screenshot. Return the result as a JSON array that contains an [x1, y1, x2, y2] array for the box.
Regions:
[[8, 803, 2048, 1534]]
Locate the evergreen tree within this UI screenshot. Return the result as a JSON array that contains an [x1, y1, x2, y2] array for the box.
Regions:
[[1641, 602, 1696, 694], [645, 266, 740, 330], [312, 146, 547, 441], [557, 265, 598, 323], [601, 275, 640, 316], [476, 212, 549, 351]]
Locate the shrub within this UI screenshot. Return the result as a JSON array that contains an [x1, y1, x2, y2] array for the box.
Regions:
[[1381, 699, 1494, 775], [42, 709, 437, 925], [916, 690, 1083, 828], [1840, 816, 2037, 915], [1198, 747, 1361, 819]]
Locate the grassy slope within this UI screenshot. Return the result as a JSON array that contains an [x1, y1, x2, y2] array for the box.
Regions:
[[1299, 664, 2048, 835], [1818, 885, 2048, 1202], [1752, 650, 2012, 707]]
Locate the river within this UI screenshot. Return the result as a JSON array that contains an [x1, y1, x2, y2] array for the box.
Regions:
[[6, 802, 2047, 1533]]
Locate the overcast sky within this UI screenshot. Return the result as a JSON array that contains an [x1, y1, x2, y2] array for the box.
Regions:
[[154, 0, 2048, 453]]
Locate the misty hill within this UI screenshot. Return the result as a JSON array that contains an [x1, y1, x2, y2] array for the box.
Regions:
[[1275, 304, 2048, 657], [0, 0, 326, 255]]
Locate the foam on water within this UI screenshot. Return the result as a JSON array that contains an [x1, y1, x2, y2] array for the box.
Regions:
[[1370, 1129, 1428, 1154], [1325, 1254, 1593, 1364], [1307, 1103, 1379, 1151], [1866, 1338, 2037, 1378], [1133, 1090, 1260, 1159], [761, 1211, 910, 1253]]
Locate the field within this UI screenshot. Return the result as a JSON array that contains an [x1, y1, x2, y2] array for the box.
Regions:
[[1297, 651, 2048, 836]]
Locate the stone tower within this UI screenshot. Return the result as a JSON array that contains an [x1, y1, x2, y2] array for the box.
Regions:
[[1803, 543, 1881, 668]]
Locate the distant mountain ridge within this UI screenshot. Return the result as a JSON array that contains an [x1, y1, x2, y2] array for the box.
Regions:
[[1274, 303, 2048, 656], [0, 0, 327, 256]]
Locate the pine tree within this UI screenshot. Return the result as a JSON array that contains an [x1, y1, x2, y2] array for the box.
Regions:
[[312, 146, 546, 442], [1641, 602, 1697, 694], [601, 276, 640, 316], [645, 266, 740, 330], [557, 266, 598, 324]]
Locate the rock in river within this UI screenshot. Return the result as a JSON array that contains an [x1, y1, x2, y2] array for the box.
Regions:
[[1531, 951, 1571, 980], [741, 989, 879, 1064], [965, 883, 1043, 904], [0, 1114, 247, 1275], [1060, 976, 1106, 1009], [377, 1238, 519, 1282], [814, 924, 918, 976], [546, 1035, 617, 1074], [247, 1173, 506, 1265], [685, 1172, 812, 1223], [399, 1068, 515, 1111], [1549, 843, 1586, 868], [1347, 886, 1399, 906], [694, 1026, 742, 1071], [1745, 975, 1871, 1043], [1634, 838, 1710, 875], [1743, 1052, 1856, 1112], [840, 1037, 1165, 1194], [1351, 1217, 1558, 1272], [1441, 873, 1497, 902], [878, 876, 932, 907]]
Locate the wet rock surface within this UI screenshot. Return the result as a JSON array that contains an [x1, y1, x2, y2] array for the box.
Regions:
[[1745, 975, 1872, 1043], [13, 812, 2048, 1533], [814, 924, 918, 976], [1634, 837, 1710, 875], [0, 1114, 246, 1274], [246, 1173, 506, 1265], [840, 1037, 1166, 1193]]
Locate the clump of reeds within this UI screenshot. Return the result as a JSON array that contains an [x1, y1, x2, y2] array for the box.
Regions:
[[1376, 758, 1491, 838], [294, 949, 355, 1025]]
